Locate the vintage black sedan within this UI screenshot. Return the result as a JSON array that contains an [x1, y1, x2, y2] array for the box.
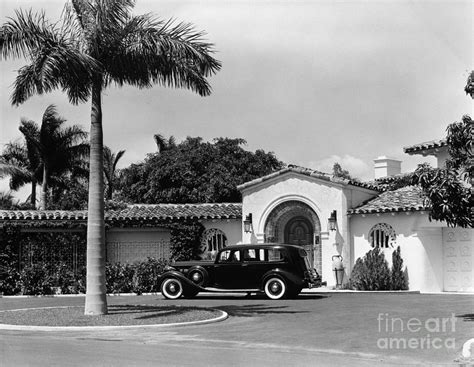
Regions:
[[158, 243, 324, 300]]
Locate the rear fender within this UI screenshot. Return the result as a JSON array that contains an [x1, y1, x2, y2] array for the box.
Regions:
[[261, 268, 304, 290], [158, 270, 203, 292]]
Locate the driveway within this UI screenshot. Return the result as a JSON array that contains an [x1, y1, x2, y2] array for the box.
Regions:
[[1, 292, 472, 366]]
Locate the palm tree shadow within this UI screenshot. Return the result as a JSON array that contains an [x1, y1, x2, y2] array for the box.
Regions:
[[108, 304, 189, 320]]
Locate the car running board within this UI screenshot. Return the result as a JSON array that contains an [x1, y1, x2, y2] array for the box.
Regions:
[[204, 288, 262, 293]]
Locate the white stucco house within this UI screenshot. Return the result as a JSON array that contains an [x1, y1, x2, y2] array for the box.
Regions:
[[0, 139, 472, 293]]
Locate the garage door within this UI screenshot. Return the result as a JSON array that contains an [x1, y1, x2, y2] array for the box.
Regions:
[[443, 228, 473, 292]]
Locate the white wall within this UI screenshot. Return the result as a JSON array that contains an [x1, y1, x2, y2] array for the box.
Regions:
[[200, 218, 242, 246], [106, 228, 171, 263], [350, 212, 445, 292]]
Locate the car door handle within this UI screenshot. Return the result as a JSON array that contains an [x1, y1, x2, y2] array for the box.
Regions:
[[242, 263, 248, 267]]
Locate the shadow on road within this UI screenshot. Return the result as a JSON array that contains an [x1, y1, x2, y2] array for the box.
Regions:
[[215, 304, 308, 317], [194, 293, 329, 301]]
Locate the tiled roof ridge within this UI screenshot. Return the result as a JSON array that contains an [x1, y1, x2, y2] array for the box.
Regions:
[[0, 202, 243, 221], [349, 185, 429, 214], [403, 138, 447, 153], [237, 164, 380, 191]]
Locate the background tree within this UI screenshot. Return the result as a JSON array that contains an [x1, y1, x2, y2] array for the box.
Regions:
[[0, 0, 220, 315], [332, 162, 357, 181], [118, 137, 284, 203], [0, 191, 17, 209], [103, 146, 125, 200], [153, 134, 176, 154], [0, 140, 40, 208], [412, 115, 472, 228], [17, 105, 89, 210], [465, 70, 474, 98]]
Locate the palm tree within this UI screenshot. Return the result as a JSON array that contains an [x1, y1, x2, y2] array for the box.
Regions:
[[0, 139, 40, 208], [154, 134, 177, 153], [0, 0, 220, 315], [103, 146, 125, 200], [18, 105, 89, 210], [0, 191, 17, 209]]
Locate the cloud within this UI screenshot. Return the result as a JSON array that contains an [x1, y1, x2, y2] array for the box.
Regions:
[[307, 155, 372, 181]]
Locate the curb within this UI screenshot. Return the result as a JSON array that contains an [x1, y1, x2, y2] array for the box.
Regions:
[[0, 306, 228, 331]]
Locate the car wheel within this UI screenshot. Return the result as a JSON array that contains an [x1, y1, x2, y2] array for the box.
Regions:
[[161, 278, 183, 300], [188, 268, 208, 287], [264, 277, 287, 300]]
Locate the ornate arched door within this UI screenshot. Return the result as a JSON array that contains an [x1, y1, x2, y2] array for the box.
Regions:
[[284, 217, 314, 265], [264, 200, 321, 272]]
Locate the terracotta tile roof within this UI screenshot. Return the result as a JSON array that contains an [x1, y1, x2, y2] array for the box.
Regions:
[[237, 165, 380, 191], [403, 139, 447, 154], [0, 203, 242, 223], [349, 186, 428, 214]]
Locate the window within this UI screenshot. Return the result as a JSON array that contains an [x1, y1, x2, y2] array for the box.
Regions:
[[243, 249, 258, 261], [201, 228, 228, 259], [369, 223, 396, 249], [218, 249, 240, 263]]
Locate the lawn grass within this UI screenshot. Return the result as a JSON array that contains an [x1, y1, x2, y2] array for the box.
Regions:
[[0, 304, 222, 326]]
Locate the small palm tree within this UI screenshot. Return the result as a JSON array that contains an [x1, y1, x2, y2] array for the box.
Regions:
[[1, 0, 220, 315], [103, 146, 125, 200], [0, 191, 17, 209], [0, 140, 40, 208], [18, 105, 89, 210], [154, 134, 177, 153]]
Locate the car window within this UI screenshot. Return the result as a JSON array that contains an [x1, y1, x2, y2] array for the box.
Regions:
[[243, 249, 258, 261], [218, 249, 240, 263], [268, 249, 285, 262]]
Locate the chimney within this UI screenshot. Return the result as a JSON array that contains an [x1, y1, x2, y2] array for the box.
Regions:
[[374, 156, 401, 179]]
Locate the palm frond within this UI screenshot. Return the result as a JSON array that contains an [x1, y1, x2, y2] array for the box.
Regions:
[[0, 9, 53, 60], [112, 149, 125, 171], [104, 13, 221, 96]]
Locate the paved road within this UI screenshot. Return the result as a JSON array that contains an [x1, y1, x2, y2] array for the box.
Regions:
[[1, 292, 473, 366]]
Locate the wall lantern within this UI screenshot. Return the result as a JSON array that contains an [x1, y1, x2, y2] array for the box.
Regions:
[[244, 213, 253, 233], [328, 210, 337, 231]]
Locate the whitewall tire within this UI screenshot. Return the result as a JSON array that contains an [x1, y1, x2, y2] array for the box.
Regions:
[[161, 278, 183, 300], [264, 277, 287, 300]]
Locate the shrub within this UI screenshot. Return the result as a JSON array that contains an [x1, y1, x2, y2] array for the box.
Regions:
[[0, 261, 22, 295], [50, 262, 79, 294], [169, 221, 205, 261], [349, 247, 391, 290], [20, 264, 55, 295], [106, 262, 135, 294], [391, 246, 409, 290], [132, 257, 168, 294]]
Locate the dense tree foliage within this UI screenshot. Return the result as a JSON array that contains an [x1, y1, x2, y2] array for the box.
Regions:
[[118, 137, 284, 203], [412, 115, 472, 228], [332, 162, 358, 181], [465, 70, 474, 98]]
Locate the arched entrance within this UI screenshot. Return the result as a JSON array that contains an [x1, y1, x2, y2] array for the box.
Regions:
[[264, 201, 321, 273]]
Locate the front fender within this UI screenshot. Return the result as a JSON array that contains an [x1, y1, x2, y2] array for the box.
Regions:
[[261, 268, 305, 290], [158, 270, 203, 292]]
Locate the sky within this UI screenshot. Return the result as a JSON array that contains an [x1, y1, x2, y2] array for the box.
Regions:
[[0, 0, 472, 201]]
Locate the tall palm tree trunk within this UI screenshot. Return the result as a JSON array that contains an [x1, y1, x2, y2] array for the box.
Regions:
[[85, 82, 108, 315], [40, 165, 48, 209]]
